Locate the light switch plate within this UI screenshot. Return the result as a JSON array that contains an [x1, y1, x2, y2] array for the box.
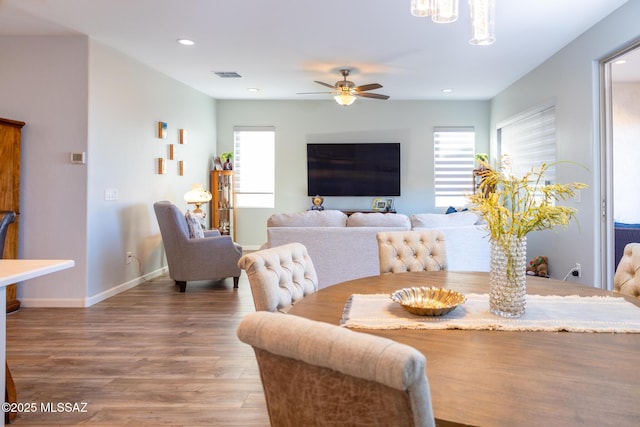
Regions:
[[104, 188, 119, 201]]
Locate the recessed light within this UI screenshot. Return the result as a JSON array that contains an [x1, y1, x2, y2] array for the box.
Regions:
[[247, 88, 260, 93], [614, 59, 627, 65], [177, 39, 195, 46], [441, 89, 453, 93]]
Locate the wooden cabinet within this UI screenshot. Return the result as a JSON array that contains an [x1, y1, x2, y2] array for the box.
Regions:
[[210, 170, 236, 241], [0, 118, 24, 314]]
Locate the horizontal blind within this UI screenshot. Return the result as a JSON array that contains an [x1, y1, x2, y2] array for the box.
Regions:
[[498, 105, 556, 183], [434, 127, 475, 207], [233, 126, 275, 208]]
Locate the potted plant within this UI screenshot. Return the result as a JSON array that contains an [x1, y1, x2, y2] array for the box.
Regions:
[[221, 152, 233, 170], [467, 156, 588, 317]]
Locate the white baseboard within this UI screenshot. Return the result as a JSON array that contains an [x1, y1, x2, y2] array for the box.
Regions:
[[19, 267, 169, 308]]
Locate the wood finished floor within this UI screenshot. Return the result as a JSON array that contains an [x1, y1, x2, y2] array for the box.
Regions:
[[5, 273, 270, 426]]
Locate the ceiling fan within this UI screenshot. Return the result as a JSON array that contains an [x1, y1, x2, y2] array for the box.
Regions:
[[298, 69, 390, 105]]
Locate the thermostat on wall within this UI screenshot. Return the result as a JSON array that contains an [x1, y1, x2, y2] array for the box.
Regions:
[[70, 152, 86, 164]]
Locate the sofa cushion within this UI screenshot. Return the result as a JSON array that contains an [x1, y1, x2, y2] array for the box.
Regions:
[[267, 210, 347, 227], [185, 210, 205, 238], [410, 211, 480, 228], [347, 212, 411, 229]]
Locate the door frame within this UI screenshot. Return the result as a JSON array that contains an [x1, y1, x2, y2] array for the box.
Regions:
[[598, 39, 640, 291]]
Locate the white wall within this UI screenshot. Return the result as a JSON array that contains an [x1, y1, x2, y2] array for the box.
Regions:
[[217, 99, 490, 249], [489, 1, 640, 286], [0, 35, 89, 305], [85, 41, 218, 304], [0, 36, 218, 307]]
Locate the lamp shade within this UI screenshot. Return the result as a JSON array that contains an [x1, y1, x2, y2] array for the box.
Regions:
[[411, 0, 431, 17], [334, 93, 357, 106], [431, 0, 458, 23], [184, 184, 212, 204], [469, 0, 495, 46]]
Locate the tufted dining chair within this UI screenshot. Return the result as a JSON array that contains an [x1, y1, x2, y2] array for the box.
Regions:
[[237, 311, 436, 427], [614, 243, 640, 299], [237, 242, 318, 312], [377, 230, 447, 274], [0, 211, 17, 258]]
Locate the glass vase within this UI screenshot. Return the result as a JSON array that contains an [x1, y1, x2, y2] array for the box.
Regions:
[[489, 235, 527, 317]]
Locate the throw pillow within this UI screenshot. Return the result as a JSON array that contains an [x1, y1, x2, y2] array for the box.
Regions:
[[346, 212, 411, 228], [185, 210, 205, 238], [267, 210, 348, 227], [410, 211, 480, 228]]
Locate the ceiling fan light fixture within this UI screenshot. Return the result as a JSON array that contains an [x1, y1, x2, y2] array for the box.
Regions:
[[469, 0, 496, 46], [431, 0, 458, 23], [334, 92, 357, 106], [411, 0, 431, 17]]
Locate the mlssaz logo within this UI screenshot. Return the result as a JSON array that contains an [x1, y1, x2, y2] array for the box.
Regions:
[[40, 402, 88, 413]]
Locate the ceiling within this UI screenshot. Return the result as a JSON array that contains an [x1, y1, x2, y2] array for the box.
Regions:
[[0, 0, 633, 101]]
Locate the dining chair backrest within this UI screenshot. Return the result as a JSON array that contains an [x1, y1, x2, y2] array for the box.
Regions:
[[377, 230, 447, 274], [237, 242, 318, 312], [614, 242, 640, 299], [237, 311, 436, 427], [0, 211, 17, 258]]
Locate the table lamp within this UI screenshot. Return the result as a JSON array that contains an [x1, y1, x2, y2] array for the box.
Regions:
[[184, 184, 212, 226]]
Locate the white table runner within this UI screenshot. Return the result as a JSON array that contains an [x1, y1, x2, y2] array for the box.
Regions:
[[341, 293, 640, 333]]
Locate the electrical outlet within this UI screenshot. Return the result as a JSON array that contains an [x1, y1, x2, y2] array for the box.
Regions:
[[573, 263, 581, 278], [126, 252, 132, 265]]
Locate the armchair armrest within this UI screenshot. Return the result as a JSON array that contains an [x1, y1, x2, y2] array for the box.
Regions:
[[204, 229, 222, 238]]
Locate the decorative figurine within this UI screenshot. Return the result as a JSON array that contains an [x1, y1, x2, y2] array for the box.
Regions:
[[311, 195, 324, 210]]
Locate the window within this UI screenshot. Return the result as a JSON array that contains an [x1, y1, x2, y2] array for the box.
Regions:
[[233, 126, 275, 208], [433, 127, 476, 207], [497, 102, 556, 183]]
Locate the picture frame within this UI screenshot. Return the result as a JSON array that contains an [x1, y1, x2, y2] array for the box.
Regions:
[[158, 121, 167, 139], [179, 128, 187, 144], [157, 158, 167, 174], [372, 198, 387, 211], [168, 144, 174, 160], [178, 160, 185, 176], [386, 198, 394, 211]]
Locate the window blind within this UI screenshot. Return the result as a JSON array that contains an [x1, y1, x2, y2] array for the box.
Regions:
[[233, 126, 275, 208], [497, 104, 556, 183], [434, 127, 476, 207]]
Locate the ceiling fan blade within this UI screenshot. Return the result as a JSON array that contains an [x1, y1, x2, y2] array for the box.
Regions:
[[357, 92, 390, 100], [355, 83, 382, 92], [314, 81, 337, 89]]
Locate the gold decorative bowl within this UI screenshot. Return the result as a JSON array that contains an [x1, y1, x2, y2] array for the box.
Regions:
[[390, 286, 466, 316]]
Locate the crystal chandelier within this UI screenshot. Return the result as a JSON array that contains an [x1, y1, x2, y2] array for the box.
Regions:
[[410, 0, 496, 46]]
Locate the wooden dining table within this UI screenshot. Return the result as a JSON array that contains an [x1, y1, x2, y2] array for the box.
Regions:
[[288, 271, 640, 427]]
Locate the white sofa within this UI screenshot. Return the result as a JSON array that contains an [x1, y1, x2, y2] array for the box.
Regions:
[[409, 212, 490, 273], [265, 210, 490, 288]]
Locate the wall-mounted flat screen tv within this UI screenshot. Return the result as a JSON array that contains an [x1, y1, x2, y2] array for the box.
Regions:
[[307, 143, 401, 196]]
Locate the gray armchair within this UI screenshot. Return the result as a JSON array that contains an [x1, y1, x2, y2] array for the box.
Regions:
[[153, 201, 242, 292]]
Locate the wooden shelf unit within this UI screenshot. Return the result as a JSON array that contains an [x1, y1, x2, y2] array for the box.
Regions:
[[1, 117, 25, 314], [210, 170, 236, 241]]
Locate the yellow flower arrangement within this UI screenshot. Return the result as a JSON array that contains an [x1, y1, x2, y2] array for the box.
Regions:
[[467, 156, 588, 242]]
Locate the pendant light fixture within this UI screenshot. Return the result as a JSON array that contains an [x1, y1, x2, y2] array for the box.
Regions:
[[410, 0, 431, 17], [469, 0, 496, 45], [431, 0, 459, 23]]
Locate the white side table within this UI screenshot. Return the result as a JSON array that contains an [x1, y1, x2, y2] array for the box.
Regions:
[[0, 259, 74, 426]]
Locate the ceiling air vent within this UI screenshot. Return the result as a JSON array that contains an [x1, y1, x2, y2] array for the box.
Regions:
[[213, 71, 242, 78]]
